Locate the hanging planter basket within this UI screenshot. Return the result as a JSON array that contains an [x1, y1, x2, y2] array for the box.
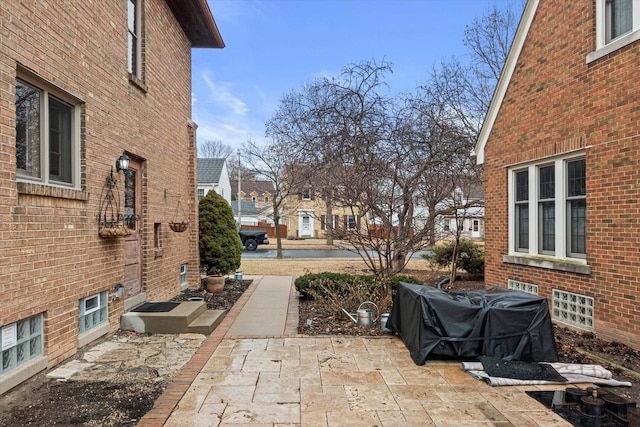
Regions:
[[97, 171, 133, 239], [169, 221, 189, 232], [169, 193, 189, 232], [98, 223, 132, 238]]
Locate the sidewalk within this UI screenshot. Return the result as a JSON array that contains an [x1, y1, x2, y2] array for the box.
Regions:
[[138, 275, 572, 426]]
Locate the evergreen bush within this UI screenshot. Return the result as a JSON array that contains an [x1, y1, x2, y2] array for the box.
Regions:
[[198, 191, 242, 275], [423, 239, 485, 277]]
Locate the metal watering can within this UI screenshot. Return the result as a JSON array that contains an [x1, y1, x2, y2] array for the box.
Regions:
[[343, 301, 378, 329]]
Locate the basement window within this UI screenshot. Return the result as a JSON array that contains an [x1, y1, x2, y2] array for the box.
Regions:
[[552, 289, 594, 330], [1, 314, 43, 375], [507, 279, 539, 295], [180, 264, 188, 286], [79, 292, 108, 333]]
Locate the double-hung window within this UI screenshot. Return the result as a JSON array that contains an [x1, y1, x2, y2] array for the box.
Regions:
[[515, 170, 529, 251], [346, 214, 357, 230], [606, 0, 634, 42], [538, 164, 556, 255], [322, 214, 338, 230], [567, 159, 586, 258], [127, 0, 142, 78], [509, 155, 586, 263], [15, 77, 80, 188], [588, 0, 640, 62]]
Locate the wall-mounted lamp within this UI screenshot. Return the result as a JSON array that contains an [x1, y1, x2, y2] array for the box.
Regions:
[[115, 152, 130, 172]]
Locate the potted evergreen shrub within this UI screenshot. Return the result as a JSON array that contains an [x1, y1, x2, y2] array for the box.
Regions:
[[198, 190, 242, 293]]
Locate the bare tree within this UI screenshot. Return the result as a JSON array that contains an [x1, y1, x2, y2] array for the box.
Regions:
[[416, 3, 520, 284], [432, 156, 484, 284], [198, 140, 233, 159], [266, 60, 474, 289], [262, 4, 518, 284], [241, 138, 300, 259], [425, 3, 521, 139]]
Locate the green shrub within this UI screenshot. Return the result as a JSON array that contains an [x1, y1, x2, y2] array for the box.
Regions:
[[198, 191, 242, 275], [295, 272, 358, 299], [423, 239, 485, 277], [389, 275, 422, 288]]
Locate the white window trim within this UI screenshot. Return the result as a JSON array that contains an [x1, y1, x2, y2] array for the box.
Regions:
[[16, 72, 82, 190], [322, 214, 337, 230], [128, 0, 143, 79], [180, 264, 188, 286], [82, 294, 101, 315], [506, 153, 590, 273], [587, 0, 640, 63]]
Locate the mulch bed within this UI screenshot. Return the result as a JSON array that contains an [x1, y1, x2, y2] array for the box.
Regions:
[[170, 278, 251, 310]]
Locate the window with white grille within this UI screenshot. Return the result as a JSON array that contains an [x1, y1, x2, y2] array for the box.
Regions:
[[1, 314, 43, 375], [552, 289, 594, 330], [180, 264, 188, 285], [79, 292, 108, 334], [507, 279, 538, 295]]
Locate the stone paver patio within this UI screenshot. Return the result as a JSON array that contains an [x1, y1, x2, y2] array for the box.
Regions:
[[138, 276, 572, 426]]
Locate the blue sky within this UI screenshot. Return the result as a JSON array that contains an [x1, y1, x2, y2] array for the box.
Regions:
[[192, 0, 523, 151]]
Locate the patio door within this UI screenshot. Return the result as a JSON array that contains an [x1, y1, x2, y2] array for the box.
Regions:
[[123, 159, 142, 298]]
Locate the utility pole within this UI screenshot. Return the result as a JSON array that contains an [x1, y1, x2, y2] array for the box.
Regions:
[[237, 149, 242, 230]]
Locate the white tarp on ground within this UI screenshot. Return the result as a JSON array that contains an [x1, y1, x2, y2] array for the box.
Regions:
[[462, 362, 632, 387]]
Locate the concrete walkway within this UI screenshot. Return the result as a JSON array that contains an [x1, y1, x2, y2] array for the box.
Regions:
[[138, 275, 572, 426], [225, 275, 293, 337]]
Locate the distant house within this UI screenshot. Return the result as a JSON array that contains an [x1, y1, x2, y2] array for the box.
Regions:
[[0, 0, 223, 394], [281, 185, 363, 239], [230, 200, 260, 226], [434, 186, 485, 241], [232, 179, 274, 208], [232, 180, 274, 225], [197, 158, 232, 204], [473, 0, 640, 348]]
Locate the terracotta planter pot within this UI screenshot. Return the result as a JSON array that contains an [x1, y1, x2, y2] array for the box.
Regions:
[[205, 275, 225, 293]]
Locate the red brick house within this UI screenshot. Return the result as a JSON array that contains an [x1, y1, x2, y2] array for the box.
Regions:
[[0, 1, 223, 393], [474, 0, 639, 348]]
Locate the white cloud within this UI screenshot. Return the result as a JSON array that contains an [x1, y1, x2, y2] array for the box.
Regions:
[[201, 72, 248, 116]]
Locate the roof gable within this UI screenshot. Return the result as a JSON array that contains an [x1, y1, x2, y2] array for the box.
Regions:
[[231, 180, 274, 195], [197, 158, 226, 183], [231, 200, 258, 216], [473, 0, 539, 164]]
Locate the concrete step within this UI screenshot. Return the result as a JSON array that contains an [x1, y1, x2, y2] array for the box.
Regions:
[[120, 301, 223, 335], [188, 309, 226, 335]]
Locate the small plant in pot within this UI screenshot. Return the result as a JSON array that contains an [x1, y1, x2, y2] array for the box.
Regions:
[[198, 191, 242, 293]]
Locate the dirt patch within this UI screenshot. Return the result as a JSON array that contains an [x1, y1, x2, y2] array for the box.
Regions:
[[0, 374, 163, 427]]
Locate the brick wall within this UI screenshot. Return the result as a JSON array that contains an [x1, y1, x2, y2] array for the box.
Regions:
[[0, 0, 200, 371], [483, 1, 640, 347]]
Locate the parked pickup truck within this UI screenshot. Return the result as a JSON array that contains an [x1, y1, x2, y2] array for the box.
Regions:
[[239, 230, 269, 251]]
